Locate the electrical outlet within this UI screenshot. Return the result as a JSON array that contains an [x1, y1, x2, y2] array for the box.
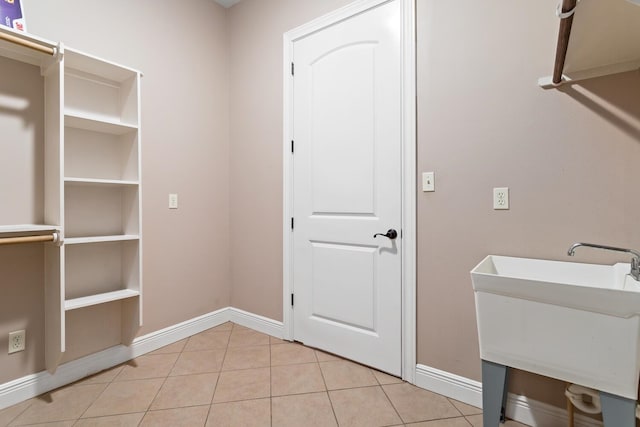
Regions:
[[169, 193, 178, 209], [493, 187, 509, 210], [8, 330, 25, 354]]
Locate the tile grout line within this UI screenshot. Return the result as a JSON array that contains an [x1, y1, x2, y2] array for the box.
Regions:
[[71, 409, 150, 425], [139, 335, 187, 423], [74, 363, 125, 423], [446, 397, 467, 418], [123, 325, 226, 424], [2, 399, 35, 427], [379, 383, 407, 425], [146, 323, 231, 425], [324, 390, 340, 427], [204, 322, 233, 426], [269, 335, 273, 427], [315, 350, 340, 427]]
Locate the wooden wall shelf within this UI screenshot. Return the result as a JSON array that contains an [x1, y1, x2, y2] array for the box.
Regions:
[[539, 0, 640, 88]]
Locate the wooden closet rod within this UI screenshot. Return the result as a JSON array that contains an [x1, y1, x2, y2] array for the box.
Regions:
[[0, 31, 55, 56], [552, 0, 578, 84], [0, 234, 57, 246]]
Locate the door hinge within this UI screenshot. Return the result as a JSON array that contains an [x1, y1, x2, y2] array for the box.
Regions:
[[291, 140, 294, 153], [291, 62, 295, 76], [291, 293, 294, 306], [291, 217, 294, 230]]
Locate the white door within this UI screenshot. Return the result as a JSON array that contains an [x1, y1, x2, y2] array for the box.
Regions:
[[292, 0, 402, 376]]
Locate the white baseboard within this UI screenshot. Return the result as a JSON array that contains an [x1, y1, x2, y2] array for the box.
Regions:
[[415, 364, 602, 427], [415, 364, 483, 408], [227, 307, 284, 339], [0, 307, 284, 411]]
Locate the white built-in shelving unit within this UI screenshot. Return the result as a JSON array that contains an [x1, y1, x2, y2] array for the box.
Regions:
[[0, 26, 142, 372]]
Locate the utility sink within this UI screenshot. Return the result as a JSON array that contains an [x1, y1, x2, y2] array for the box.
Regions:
[[471, 255, 640, 399]]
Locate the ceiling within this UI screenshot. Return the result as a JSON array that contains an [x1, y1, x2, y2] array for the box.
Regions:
[[214, 0, 243, 8]]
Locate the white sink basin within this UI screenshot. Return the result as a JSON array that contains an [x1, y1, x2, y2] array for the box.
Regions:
[[471, 255, 640, 399]]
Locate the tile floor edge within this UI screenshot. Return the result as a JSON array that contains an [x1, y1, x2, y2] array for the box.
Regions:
[[1, 309, 602, 427]]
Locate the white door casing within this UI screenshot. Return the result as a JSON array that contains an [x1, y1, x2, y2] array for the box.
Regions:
[[283, 0, 416, 381]]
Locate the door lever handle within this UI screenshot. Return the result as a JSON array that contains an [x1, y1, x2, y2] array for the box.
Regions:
[[373, 229, 398, 240]]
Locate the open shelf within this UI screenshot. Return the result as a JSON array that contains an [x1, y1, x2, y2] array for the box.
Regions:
[[65, 289, 139, 311], [64, 178, 139, 187], [65, 184, 139, 238], [64, 47, 139, 83], [64, 240, 140, 303], [64, 113, 137, 135], [65, 235, 139, 245], [539, 0, 640, 88], [64, 125, 138, 182], [64, 49, 139, 126]]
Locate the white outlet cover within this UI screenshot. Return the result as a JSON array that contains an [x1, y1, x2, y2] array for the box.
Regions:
[[9, 330, 25, 354], [493, 187, 509, 210]]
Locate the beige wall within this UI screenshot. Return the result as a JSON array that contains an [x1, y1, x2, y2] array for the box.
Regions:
[[0, 56, 46, 382], [0, 0, 231, 382], [227, 0, 353, 320], [227, 0, 640, 411], [417, 0, 640, 406]]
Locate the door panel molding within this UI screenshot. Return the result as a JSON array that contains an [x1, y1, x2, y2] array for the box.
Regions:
[[283, 0, 416, 382]]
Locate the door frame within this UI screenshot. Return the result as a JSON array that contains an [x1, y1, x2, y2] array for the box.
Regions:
[[282, 0, 416, 383]]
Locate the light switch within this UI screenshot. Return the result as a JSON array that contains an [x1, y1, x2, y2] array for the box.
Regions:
[[169, 193, 178, 209], [422, 172, 435, 192]]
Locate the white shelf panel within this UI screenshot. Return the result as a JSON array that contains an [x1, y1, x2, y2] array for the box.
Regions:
[[65, 177, 139, 187], [0, 224, 59, 235], [65, 47, 140, 82], [65, 235, 139, 245], [65, 289, 139, 311], [65, 112, 137, 135], [0, 27, 57, 67]]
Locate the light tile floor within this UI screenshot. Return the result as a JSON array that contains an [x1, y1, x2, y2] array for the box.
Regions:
[[0, 322, 528, 427]]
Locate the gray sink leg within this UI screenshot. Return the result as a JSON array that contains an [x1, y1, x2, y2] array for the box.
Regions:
[[600, 392, 636, 427], [482, 360, 509, 426]]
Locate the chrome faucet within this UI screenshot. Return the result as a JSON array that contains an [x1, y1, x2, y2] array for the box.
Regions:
[[568, 243, 640, 281]]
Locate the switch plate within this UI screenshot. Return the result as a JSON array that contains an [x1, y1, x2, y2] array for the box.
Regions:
[[169, 194, 178, 209], [493, 187, 509, 210], [422, 172, 435, 192]]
